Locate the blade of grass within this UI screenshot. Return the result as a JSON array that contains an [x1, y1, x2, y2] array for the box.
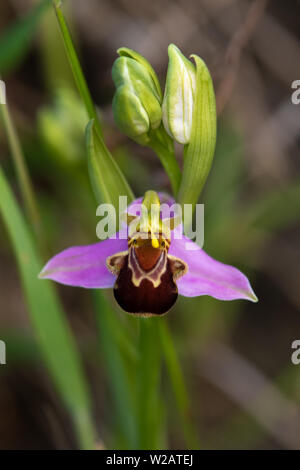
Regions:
[[0, 97, 43, 250], [0, 167, 96, 449], [51, 0, 101, 138], [159, 320, 199, 449], [52, 0, 134, 206], [38, 2, 75, 90], [0, 0, 50, 75]]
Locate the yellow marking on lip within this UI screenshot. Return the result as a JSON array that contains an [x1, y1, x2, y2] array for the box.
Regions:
[[151, 237, 159, 249]]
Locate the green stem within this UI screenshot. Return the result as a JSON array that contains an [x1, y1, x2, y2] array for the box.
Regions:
[[52, 1, 134, 206], [137, 318, 162, 449], [159, 320, 199, 449], [93, 292, 138, 449], [73, 408, 97, 450], [0, 100, 43, 247], [52, 0, 102, 138], [39, 0, 75, 90], [149, 127, 181, 196]]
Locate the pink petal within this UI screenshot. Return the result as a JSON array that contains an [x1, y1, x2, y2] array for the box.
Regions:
[[169, 235, 257, 302], [38, 194, 174, 290], [39, 232, 127, 288]]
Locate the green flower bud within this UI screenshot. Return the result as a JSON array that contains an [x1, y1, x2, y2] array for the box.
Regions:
[[162, 44, 196, 145], [117, 47, 162, 100], [112, 55, 162, 145]]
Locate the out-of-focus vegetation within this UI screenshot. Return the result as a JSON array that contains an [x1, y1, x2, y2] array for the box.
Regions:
[[0, 0, 300, 450]]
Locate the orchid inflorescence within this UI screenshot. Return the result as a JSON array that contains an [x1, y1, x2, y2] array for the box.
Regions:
[[39, 44, 257, 316]]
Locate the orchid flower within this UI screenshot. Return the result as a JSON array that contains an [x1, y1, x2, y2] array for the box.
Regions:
[[39, 44, 257, 316], [39, 191, 257, 316]]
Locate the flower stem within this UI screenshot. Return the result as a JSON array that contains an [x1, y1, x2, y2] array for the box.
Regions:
[[159, 320, 199, 449], [149, 126, 181, 196], [93, 292, 138, 449], [52, 0, 102, 138], [0, 99, 44, 250], [137, 317, 162, 449]]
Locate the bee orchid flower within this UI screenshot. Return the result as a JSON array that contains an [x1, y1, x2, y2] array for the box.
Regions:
[[39, 191, 257, 316]]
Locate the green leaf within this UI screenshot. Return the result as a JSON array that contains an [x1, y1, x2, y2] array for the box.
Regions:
[[51, 0, 134, 205], [178, 55, 217, 223], [158, 321, 199, 449], [86, 119, 134, 207], [0, 0, 50, 75], [0, 98, 45, 253], [0, 167, 95, 449], [52, 0, 104, 139]]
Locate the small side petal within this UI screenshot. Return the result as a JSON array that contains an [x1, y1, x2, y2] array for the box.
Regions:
[[169, 236, 258, 302], [39, 233, 128, 288]]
